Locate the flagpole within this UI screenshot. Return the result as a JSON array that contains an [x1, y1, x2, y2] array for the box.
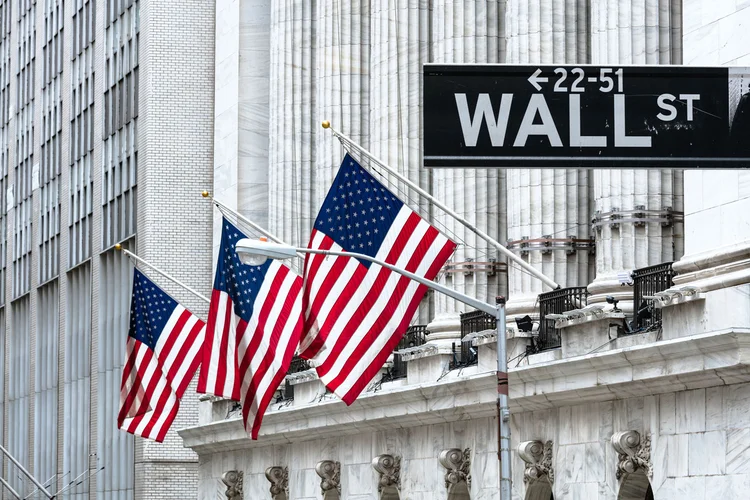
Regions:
[[115, 245, 210, 304], [201, 191, 285, 245], [322, 121, 560, 291]]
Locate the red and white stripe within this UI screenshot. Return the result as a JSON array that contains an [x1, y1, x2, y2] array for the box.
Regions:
[[300, 206, 456, 404], [118, 306, 205, 442], [200, 260, 303, 439], [199, 288, 240, 399]]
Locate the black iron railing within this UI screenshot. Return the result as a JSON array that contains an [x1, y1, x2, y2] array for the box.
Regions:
[[276, 355, 313, 402], [632, 262, 675, 331], [449, 310, 494, 369], [387, 324, 428, 381], [288, 355, 311, 374], [537, 286, 589, 351]]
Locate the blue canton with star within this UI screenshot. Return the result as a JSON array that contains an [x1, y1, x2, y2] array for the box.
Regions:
[[314, 154, 405, 268], [214, 218, 272, 323], [129, 269, 180, 351]]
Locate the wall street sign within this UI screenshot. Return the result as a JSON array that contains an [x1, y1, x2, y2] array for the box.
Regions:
[[423, 64, 750, 168]]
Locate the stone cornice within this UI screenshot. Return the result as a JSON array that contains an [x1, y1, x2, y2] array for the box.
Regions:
[[180, 328, 750, 454]]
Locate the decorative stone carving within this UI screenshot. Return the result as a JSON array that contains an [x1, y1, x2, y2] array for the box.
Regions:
[[265, 466, 289, 498], [439, 448, 472, 489], [221, 470, 243, 500], [611, 431, 652, 480], [316, 460, 341, 494], [517, 440, 554, 484], [371, 454, 401, 492]]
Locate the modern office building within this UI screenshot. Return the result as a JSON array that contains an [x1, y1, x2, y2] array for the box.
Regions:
[[0, 0, 214, 498], [181, 1, 750, 500]]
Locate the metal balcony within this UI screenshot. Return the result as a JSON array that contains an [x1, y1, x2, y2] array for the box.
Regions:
[[537, 286, 589, 352], [450, 310, 495, 369], [632, 262, 675, 332], [386, 324, 428, 381]]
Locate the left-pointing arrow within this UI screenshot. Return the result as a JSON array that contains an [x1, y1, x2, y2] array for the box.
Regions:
[[528, 68, 548, 91]]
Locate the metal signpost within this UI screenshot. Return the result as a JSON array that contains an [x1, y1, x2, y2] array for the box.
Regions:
[[423, 64, 750, 168]]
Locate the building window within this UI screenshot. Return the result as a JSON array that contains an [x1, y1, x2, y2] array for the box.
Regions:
[[13, 0, 35, 299], [70, 0, 95, 266], [40, 0, 64, 283], [101, 0, 138, 249]]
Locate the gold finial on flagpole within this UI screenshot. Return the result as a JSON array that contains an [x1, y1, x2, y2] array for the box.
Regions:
[[201, 190, 210, 198], [114, 243, 122, 251], [321, 120, 330, 129]]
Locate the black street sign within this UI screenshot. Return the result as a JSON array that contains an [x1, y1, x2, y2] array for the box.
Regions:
[[423, 64, 750, 168]]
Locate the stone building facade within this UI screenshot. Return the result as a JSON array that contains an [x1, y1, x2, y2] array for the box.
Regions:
[[182, 0, 750, 499], [0, 0, 214, 499]]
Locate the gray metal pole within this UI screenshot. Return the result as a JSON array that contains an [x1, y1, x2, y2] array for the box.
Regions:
[[0, 476, 21, 500], [495, 296, 512, 499], [0, 445, 54, 499], [325, 123, 560, 290]]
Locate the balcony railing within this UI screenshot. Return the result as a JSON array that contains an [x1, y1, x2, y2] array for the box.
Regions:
[[450, 310, 494, 369], [632, 262, 675, 331], [537, 286, 589, 352], [386, 324, 428, 381], [276, 355, 313, 402], [288, 355, 311, 374]]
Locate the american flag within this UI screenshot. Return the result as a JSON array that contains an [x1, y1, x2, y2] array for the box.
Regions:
[[300, 154, 457, 404], [118, 269, 205, 442], [197, 218, 303, 439]]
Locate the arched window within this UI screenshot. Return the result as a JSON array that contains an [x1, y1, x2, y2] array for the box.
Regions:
[[447, 481, 471, 500], [524, 476, 554, 500], [380, 485, 400, 500], [617, 470, 653, 500]]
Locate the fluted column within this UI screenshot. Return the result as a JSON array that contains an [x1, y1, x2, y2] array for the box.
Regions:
[[213, 0, 272, 246], [587, 0, 684, 311], [314, 1, 370, 204], [431, 1, 507, 319], [271, 2, 371, 247], [369, 0, 432, 322], [504, 0, 594, 331], [269, 0, 317, 247]]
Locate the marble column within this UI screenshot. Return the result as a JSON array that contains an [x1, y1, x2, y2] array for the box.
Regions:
[[369, 0, 432, 322], [271, 2, 371, 247], [314, 1, 370, 206], [214, 0, 271, 246], [587, 0, 684, 311], [268, 0, 316, 247], [428, 0, 507, 346], [504, 0, 594, 335]]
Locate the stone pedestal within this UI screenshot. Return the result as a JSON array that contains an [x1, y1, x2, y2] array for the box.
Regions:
[[424, 313, 463, 353]]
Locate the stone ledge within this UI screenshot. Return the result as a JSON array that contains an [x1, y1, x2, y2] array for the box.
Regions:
[[285, 368, 318, 385], [179, 328, 750, 454], [395, 343, 439, 361]]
